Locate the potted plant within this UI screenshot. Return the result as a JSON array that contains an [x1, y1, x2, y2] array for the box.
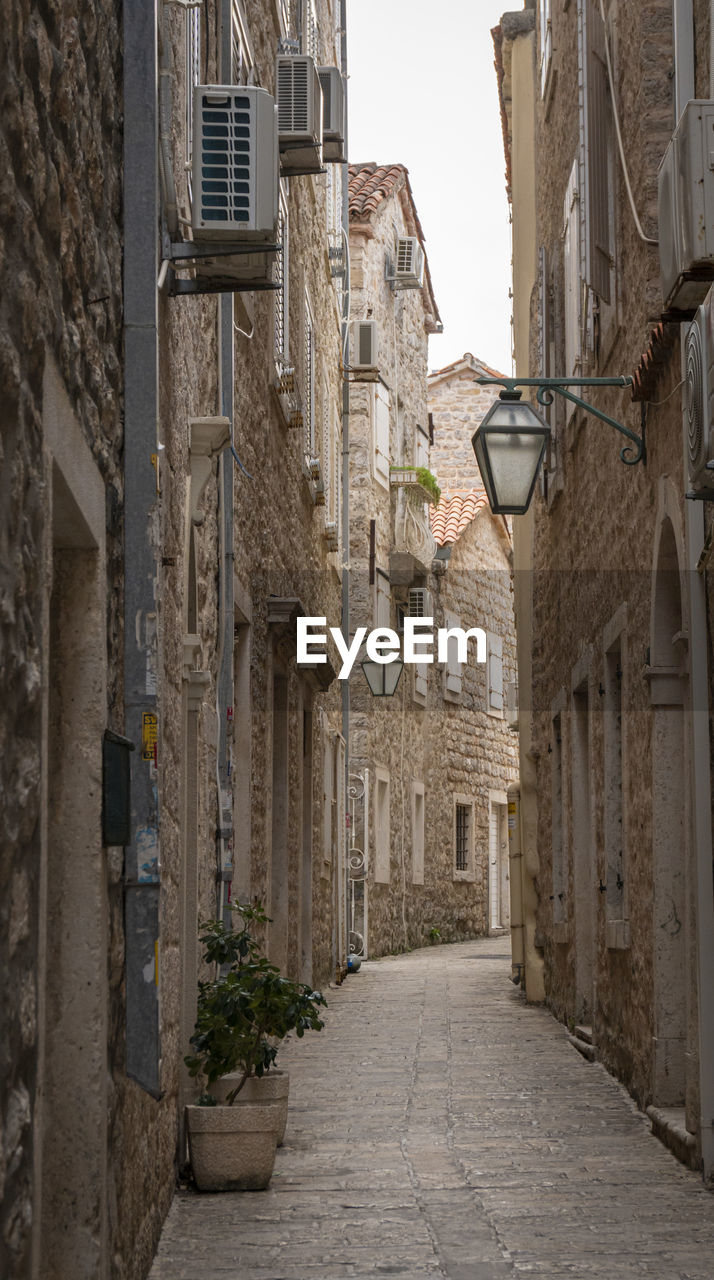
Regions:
[[184, 904, 326, 1191]]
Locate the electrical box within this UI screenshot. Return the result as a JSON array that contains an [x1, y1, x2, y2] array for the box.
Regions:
[[658, 100, 714, 312], [192, 85, 278, 241], [318, 66, 345, 162]]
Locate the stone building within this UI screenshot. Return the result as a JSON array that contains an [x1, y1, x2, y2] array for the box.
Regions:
[[1, 2, 347, 1276], [346, 166, 518, 957], [496, 0, 714, 1178]]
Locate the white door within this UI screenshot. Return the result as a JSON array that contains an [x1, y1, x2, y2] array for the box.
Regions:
[[489, 808, 500, 930]]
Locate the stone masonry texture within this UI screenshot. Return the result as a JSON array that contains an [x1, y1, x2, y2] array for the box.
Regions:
[[149, 939, 714, 1279]]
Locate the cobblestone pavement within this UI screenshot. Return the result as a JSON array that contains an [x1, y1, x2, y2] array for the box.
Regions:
[[150, 939, 714, 1279]]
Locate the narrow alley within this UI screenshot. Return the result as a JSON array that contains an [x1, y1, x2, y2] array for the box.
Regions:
[[150, 939, 714, 1279]]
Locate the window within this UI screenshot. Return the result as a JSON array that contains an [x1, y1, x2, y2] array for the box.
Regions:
[[539, 0, 553, 99], [443, 609, 463, 702], [563, 158, 581, 383], [322, 729, 334, 867], [373, 383, 390, 488], [453, 797, 474, 879], [412, 781, 425, 885], [415, 423, 429, 469], [303, 292, 316, 457], [486, 632, 504, 717], [231, 0, 254, 84], [274, 0, 292, 37], [274, 186, 289, 364], [375, 569, 391, 630], [551, 708, 566, 924], [603, 605, 628, 947], [374, 767, 390, 884]]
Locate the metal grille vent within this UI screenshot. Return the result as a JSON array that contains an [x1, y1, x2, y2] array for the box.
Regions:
[[408, 587, 431, 618], [397, 238, 415, 274], [686, 317, 706, 474], [197, 91, 252, 226], [278, 58, 309, 134]]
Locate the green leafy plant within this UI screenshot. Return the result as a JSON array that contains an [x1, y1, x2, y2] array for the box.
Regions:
[[428, 926, 441, 944], [185, 905, 327, 1105], [415, 467, 441, 504]]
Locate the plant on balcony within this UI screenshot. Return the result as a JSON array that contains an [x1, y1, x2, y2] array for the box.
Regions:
[[389, 464, 441, 505]]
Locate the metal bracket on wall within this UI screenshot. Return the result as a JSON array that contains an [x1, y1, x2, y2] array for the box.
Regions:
[[476, 375, 645, 466], [165, 241, 282, 297]]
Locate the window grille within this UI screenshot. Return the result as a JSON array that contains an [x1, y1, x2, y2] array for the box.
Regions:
[[274, 191, 289, 360], [581, 0, 612, 304], [302, 0, 318, 60], [186, 7, 201, 165], [303, 294, 315, 455], [455, 804, 470, 872]]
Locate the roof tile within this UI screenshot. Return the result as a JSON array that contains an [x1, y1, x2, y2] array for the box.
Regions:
[[431, 489, 490, 547]]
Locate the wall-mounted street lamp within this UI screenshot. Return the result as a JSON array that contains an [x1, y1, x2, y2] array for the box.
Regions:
[[472, 377, 645, 516], [361, 658, 404, 696]]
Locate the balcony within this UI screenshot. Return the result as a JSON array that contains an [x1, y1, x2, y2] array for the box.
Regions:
[[389, 474, 437, 584]]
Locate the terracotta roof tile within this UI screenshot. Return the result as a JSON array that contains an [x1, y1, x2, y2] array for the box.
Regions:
[[348, 163, 407, 220], [431, 488, 490, 547]]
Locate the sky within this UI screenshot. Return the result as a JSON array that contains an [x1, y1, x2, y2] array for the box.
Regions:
[[346, 0, 514, 376]]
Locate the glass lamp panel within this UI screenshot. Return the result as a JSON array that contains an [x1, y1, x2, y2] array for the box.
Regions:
[[482, 429, 548, 512]]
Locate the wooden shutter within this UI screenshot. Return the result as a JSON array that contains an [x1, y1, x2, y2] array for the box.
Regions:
[[563, 159, 581, 379], [488, 633, 504, 714], [374, 384, 390, 484], [583, 0, 611, 303]]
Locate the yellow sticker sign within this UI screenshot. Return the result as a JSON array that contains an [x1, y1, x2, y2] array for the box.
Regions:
[[141, 712, 157, 762]]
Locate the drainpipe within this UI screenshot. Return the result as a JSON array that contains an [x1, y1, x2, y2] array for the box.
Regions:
[[123, 0, 161, 1096], [340, 0, 350, 974], [217, 0, 235, 923]]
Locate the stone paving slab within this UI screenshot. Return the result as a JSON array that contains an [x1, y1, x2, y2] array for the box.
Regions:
[[150, 940, 714, 1279]]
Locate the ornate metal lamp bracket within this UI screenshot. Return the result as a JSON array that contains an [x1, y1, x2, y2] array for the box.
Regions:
[[476, 376, 645, 466]]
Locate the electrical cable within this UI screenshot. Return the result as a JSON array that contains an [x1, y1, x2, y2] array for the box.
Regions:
[[598, 0, 658, 245]]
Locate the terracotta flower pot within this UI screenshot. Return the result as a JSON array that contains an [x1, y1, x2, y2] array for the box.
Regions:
[[185, 1100, 280, 1191], [211, 1069, 290, 1145]]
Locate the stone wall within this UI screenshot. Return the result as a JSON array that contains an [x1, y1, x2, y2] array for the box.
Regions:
[[518, 0, 705, 1136], [0, 3, 124, 1275]]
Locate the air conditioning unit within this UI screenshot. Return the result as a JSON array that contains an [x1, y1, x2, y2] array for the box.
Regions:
[[685, 287, 714, 490], [408, 587, 432, 618], [389, 237, 425, 289], [658, 100, 714, 312], [351, 320, 378, 371], [192, 85, 278, 241], [194, 250, 277, 288], [318, 66, 345, 163], [276, 55, 323, 176]]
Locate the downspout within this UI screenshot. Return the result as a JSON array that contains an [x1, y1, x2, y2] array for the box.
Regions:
[[340, 0, 350, 974], [217, 0, 235, 922], [123, 0, 161, 1095]]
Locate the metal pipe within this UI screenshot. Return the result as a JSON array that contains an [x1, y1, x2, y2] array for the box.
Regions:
[[217, 1, 235, 923], [340, 0, 350, 973], [123, 0, 162, 1096]]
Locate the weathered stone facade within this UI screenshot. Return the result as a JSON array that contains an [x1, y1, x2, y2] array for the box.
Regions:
[[347, 168, 518, 957], [1, 1, 347, 1276], [500, 0, 714, 1178]]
